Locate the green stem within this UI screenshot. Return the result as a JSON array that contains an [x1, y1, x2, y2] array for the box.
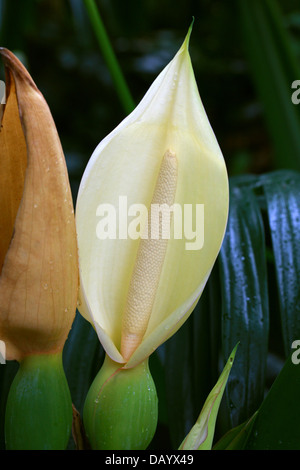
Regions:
[[83, 0, 135, 115], [5, 352, 73, 450]]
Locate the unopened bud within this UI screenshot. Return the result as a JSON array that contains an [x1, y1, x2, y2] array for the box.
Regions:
[[83, 355, 158, 450]]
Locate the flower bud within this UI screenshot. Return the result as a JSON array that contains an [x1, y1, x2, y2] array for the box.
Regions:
[[0, 49, 78, 360], [83, 355, 158, 450], [0, 49, 78, 450]]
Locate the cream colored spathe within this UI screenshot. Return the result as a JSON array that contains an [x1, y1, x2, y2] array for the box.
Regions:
[[76, 26, 229, 368]]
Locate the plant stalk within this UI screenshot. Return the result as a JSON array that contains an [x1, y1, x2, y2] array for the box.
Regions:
[[83, 0, 135, 115]]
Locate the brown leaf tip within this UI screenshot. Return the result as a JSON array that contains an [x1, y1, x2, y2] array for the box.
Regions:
[[0, 47, 39, 93]]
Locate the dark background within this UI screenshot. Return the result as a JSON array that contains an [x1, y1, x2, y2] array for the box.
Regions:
[[1, 0, 299, 200]]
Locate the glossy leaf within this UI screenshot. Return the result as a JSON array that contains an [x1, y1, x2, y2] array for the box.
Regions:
[[218, 179, 269, 428], [244, 353, 300, 449], [261, 171, 300, 357], [213, 413, 257, 450]]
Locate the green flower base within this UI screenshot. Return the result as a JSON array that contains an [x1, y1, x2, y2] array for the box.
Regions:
[[83, 355, 158, 450], [5, 352, 73, 450]]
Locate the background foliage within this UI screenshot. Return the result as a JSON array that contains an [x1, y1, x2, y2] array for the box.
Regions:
[[0, 0, 300, 450]]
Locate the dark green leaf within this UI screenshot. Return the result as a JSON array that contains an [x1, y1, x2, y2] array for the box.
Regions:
[[218, 181, 269, 428], [0, 361, 18, 449], [261, 171, 300, 357], [213, 413, 257, 450], [244, 353, 300, 449]]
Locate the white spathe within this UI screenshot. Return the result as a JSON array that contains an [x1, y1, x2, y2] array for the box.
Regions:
[[76, 27, 229, 368]]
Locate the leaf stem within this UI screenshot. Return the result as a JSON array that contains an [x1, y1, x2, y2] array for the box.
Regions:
[[83, 0, 135, 115]]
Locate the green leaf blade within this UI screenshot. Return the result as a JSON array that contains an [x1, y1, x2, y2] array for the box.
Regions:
[[244, 353, 300, 449], [179, 344, 238, 450], [218, 181, 269, 428], [262, 171, 300, 357]]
